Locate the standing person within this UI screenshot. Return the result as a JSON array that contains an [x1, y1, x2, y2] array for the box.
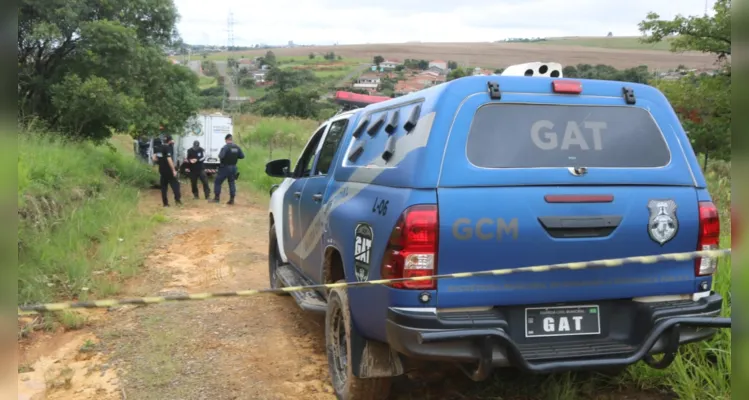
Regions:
[[212, 134, 245, 205], [137, 136, 150, 162], [186, 140, 211, 200], [153, 135, 182, 207]]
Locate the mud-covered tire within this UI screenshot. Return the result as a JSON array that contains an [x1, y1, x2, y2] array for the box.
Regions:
[[268, 223, 289, 296], [326, 281, 391, 400]]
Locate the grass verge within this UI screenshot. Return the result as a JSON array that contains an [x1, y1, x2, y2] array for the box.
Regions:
[[18, 132, 164, 305]]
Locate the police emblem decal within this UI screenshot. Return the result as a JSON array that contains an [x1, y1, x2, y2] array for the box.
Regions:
[[354, 223, 373, 282], [647, 199, 679, 246]]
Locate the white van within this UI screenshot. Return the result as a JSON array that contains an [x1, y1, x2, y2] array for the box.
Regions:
[[176, 113, 234, 176]]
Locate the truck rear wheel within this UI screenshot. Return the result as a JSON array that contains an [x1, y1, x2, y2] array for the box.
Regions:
[[326, 281, 391, 400]]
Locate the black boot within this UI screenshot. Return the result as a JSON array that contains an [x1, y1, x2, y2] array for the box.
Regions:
[[212, 196, 220, 203], [193, 194, 199, 200], [227, 196, 235, 205]]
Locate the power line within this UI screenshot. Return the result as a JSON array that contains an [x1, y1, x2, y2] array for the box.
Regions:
[[227, 11, 235, 50]]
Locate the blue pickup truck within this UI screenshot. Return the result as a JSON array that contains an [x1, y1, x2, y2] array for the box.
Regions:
[[265, 62, 728, 399]]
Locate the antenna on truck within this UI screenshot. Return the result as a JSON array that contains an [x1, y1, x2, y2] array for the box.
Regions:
[[500, 62, 564, 78]]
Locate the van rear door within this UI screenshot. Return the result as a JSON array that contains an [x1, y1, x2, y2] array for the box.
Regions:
[[207, 116, 232, 163], [435, 92, 704, 309]]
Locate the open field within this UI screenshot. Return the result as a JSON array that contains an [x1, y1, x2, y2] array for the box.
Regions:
[[200, 40, 717, 70], [527, 36, 674, 51]]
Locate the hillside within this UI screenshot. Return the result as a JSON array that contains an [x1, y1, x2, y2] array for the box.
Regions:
[[201, 39, 716, 70]]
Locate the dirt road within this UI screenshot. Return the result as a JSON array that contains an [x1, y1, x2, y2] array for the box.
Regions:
[[17, 189, 671, 400]]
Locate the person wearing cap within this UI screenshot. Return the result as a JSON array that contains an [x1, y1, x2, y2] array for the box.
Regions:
[[186, 140, 211, 200], [212, 133, 245, 205], [152, 135, 182, 207]]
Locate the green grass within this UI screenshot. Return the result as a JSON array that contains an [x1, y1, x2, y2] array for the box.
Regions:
[[237, 87, 267, 98], [198, 76, 218, 90], [18, 132, 163, 304], [231, 115, 316, 193], [526, 36, 675, 51]]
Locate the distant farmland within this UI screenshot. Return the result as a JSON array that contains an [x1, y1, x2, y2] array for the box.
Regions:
[[206, 37, 716, 70], [525, 36, 674, 51]]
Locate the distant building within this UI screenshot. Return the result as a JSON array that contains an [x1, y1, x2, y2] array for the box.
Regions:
[[429, 60, 448, 70], [380, 60, 402, 71], [353, 74, 381, 90], [253, 70, 268, 83]]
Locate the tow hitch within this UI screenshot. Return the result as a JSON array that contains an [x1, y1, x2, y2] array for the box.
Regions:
[[418, 316, 731, 379]]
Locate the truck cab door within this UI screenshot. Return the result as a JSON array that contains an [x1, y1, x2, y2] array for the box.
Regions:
[[282, 124, 328, 271], [298, 117, 350, 282]]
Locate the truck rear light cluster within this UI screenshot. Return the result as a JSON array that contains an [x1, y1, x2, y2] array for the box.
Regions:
[[696, 201, 720, 276], [381, 205, 438, 290]]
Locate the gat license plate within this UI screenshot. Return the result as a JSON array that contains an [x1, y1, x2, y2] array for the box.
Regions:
[[525, 305, 600, 338]]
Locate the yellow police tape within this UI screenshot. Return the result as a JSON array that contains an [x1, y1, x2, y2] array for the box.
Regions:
[[17, 248, 731, 315]]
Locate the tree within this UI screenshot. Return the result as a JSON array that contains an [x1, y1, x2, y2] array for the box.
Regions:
[[373, 55, 384, 66], [309, 52, 315, 59], [639, 1, 731, 164], [639, 0, 730, 61], [447, 61, 458, 69], [324, 51, 336, 60], [266, 68, 317, 92], [18, 0, 199, 141], [239, 77, 256, 89], [264, 50, 277, 66], [447, 67, 468, 81], [657, 74, 730, 165]]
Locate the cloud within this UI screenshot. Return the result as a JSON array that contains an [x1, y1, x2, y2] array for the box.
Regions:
[[173, 0, 714, 46]]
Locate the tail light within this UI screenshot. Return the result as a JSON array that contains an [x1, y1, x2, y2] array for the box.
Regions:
[[696, 201, 720, 276], [381, 205, 438, 290]]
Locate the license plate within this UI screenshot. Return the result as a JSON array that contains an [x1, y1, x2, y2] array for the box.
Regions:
[[525, 305, 600, 338]]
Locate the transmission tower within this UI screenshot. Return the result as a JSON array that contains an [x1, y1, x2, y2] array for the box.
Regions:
[[227, 11, 235, 50]]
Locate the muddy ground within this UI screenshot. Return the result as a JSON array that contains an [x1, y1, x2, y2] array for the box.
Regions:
[[17, 189, 673, 400]]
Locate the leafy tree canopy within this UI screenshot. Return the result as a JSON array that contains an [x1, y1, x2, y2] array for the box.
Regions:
[[639, 0, 731, 61], [18, 0, 200, 141]]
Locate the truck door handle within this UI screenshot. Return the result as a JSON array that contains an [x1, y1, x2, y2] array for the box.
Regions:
[[294, 191, 301, 199], [312, 193, 323, 202]]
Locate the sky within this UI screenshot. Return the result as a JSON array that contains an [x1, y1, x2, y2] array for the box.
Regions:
[[173, 0, 715, 46]]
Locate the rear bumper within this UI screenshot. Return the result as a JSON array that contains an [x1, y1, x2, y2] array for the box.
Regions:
[[385, 293, 730, 375]]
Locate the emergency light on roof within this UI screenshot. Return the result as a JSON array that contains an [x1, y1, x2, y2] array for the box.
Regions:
[[552, 80, 582, 94], [500, 62, 563, 78]]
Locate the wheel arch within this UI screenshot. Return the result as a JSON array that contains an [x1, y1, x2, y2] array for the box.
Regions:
[[323, 245, 346, 287]]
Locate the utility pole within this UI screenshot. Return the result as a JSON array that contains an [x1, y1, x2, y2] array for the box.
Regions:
[[223, 10, 235, 112]]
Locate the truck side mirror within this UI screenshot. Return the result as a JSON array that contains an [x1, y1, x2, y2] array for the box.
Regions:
[[265, 159, 291, 178]]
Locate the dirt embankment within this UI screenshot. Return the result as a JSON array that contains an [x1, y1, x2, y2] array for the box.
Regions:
[[17, 191, 336, 400]]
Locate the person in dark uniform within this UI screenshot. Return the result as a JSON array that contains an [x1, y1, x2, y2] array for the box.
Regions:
[[212, 134, 245, 205], [152, 135, 182, 207], [137, 136, 150, 162], [186, 140, 211, 200]]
